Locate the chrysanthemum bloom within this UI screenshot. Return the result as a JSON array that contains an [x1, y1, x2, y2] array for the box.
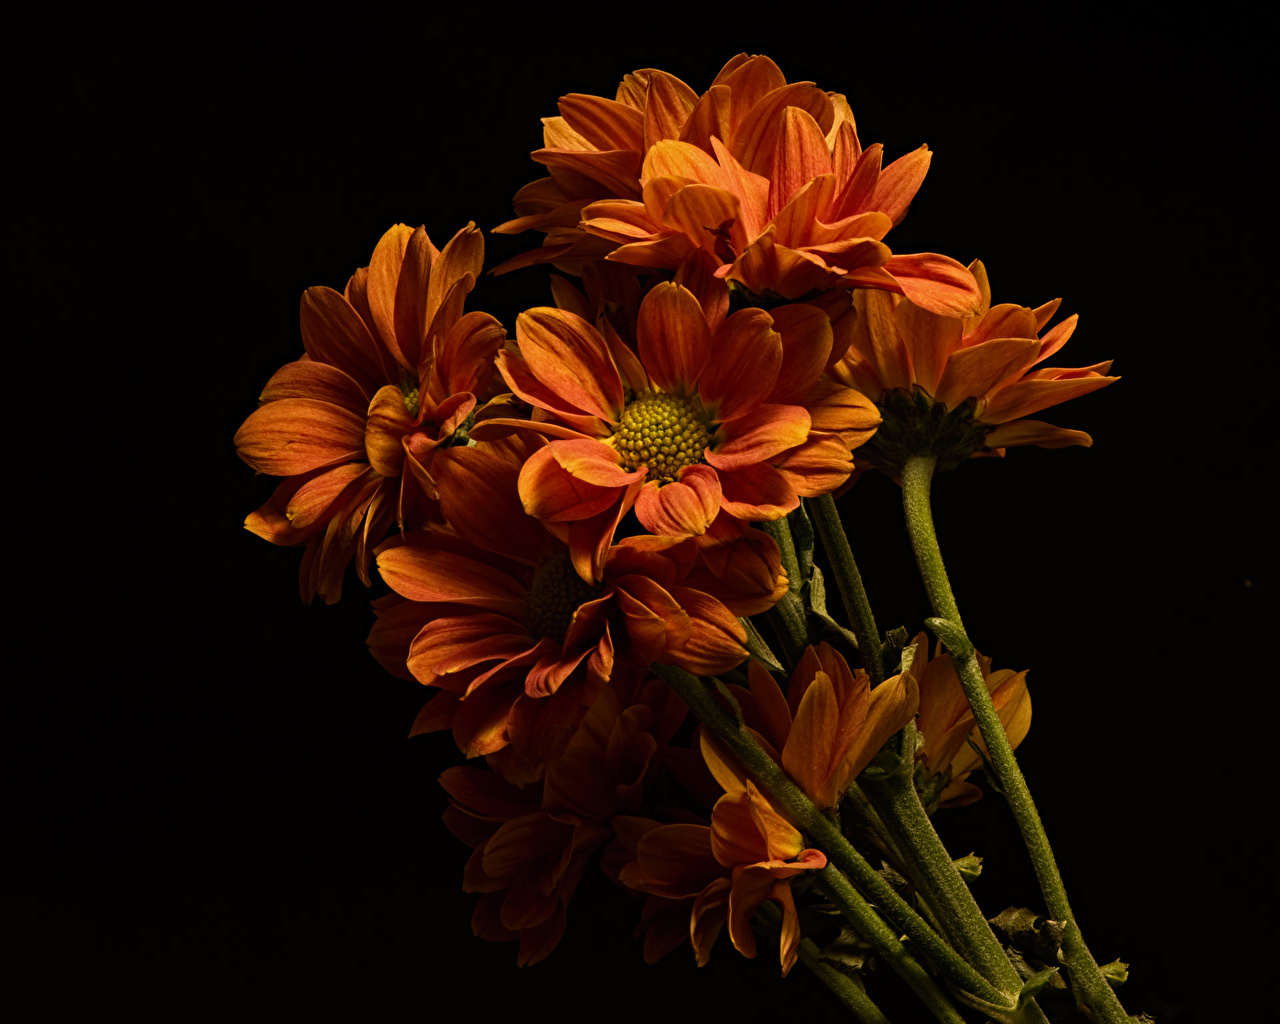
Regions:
[[704, 642, 922, 810], [234, 222, 504, 602], [470, 281, 880, 562], [830, 261, 1119, 475], [439, 673, 686, 965], [369, 437, 754, 784], [617, 780, 825, 976], [494, 54, 979, 317], [912, 635, 1032, 810]]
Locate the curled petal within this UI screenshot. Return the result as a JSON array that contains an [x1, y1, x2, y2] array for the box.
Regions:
[[717, 462, 798, 520], [520, 444, 630, 522], [982, 419, 1093, 449], [259, 359, 370, 412], [364, 385, 414, 477], [633, 466, 721, 537], [882, 253, 983, 318]]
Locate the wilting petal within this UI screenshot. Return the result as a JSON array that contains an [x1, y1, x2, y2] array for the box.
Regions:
[[634, 823, 723, 899], [408, 690, 460, 736], [234, 398, 366, 475], [690, 877, 732, 967], [633, 466, 721, 536], [636, 282, 712, 394]]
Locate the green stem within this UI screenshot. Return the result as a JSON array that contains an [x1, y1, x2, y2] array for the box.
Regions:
[[814, 869, 966, 1024], [859, 725, 1041, 1018], [651, 662, 1014, 1015], [756, 900, 896, 1024], [760, 517, 809, 660], [808, 494, 884, 684], [900, 453, 1132, 1024]]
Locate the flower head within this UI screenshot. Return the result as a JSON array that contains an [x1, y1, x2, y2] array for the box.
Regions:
[[234, 222, 503, 601], [369, 436, 751, 783], [471, 281, 879, 567], [831, 261, 1119, 474], [495, 54, 979, 317]]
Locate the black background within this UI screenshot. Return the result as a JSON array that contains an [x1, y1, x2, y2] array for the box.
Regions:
[[19, 4, 1268, 1021]]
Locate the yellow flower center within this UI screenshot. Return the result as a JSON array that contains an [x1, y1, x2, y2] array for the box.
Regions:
[[401, 386, 420, 418], [527, 554, 601, 644], [612, 390, 710, 484]]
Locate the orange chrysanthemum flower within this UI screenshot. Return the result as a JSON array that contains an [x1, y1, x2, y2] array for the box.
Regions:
[[704, 642, 921, 810], [831, 260, 1119, 474], [440, 673, 687, 965], [912, 635, 1032, 809], [471, 281, 879, 566], [234, 222, 504, 602], [368, 437, 752, 784], [495, 54, 979, 317], [618, 780, 825, 976]]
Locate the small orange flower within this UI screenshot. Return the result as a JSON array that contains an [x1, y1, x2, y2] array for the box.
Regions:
[[234, 222, 504, 602], [618, 780, 826, 976], [831, 261, 1119, 474], [700, 642, 921, 810], [912, 635, 1032, 808], [495, 54, 979, 317], [470, 281, 878, 566]]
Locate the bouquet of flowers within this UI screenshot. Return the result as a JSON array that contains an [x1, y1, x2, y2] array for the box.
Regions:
[[232, 54, 1135, 1023]]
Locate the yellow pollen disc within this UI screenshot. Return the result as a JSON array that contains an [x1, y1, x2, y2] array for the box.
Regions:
[[401, 386, 420, 418], [612, 390, 710, 484], [526, 554, 601, 644]]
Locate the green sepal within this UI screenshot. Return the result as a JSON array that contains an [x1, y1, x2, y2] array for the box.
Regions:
[[1017, 967, 1061, 1006], [1100, 959, 1129, 989], [953, 852, 983, 882]]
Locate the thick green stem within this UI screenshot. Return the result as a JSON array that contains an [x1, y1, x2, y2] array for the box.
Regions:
[[814, 869, 966, 1024], [900, 453, 1132, 1024], [760, 518, 809, 660], [808, 494, 884, 684], [756, 900, 895, 1024], [651, 662, 1014, 1015], [860, 725, 1040, 1018]]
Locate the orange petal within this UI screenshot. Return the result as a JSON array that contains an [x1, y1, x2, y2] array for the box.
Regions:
[[643, 71, 698, 152], [634, 467, 721, 537], [774, 433, 856, 498], [662, 184, 748, 262], [882, 253, 983, 318], [259, 359, 370, 412], [894, 298, 963, 398], [636, 281, 711, 393], [376, 543, 526, 616], [783, 669, 841, 804], [559, 93, 644, 152], [365, 223, 415, 365], [668, 585, 750, 676], [980, 373, 1119, 424], [392, 224, 437, 372], [519, 444, 627, 521], [934, 338, 1041, 409], [766, 106, 833, 223], [872, 145, 931, 226], [843, 666, 921, 781], [706, 403, 811, 470], [364, 385, 413, 477], [769, 303, 834, 404], [717, 462, 799, 520], [234, 398, 366, 476], [516, 308, 625, 423], [981, 419, 1093, 449], [299, 285, 391, 395], [697, 309, 781, 422], [549, 438, 645, 488]]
